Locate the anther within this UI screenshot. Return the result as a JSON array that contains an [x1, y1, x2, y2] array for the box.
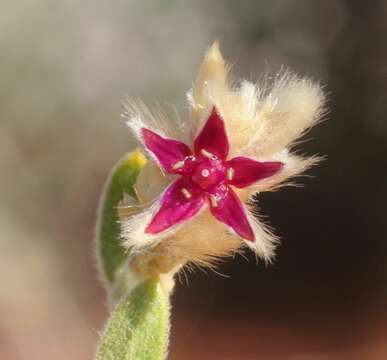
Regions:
[[172, 160, 185, 170], [200, 149, 213, 158], [201, 169, 210, 178], [227, 167, 234, 181], [181, 188, 192, 199], [210, 195, 218, 208]]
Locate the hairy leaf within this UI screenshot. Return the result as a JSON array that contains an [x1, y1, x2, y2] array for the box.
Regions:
[[96, 279, 170, 360]]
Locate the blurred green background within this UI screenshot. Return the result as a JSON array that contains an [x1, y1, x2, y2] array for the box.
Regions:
[[1, 0, 386, 359]]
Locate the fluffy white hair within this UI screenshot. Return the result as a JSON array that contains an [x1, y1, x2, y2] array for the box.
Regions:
[[120, 42, 326, 276]]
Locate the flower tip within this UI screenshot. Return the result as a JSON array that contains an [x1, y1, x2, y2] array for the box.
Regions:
[[191, 41, 228, 126], [243, 232, 255, 242], [144, 224, 154, 234], [126, 149, 147, 168], [196, 41, 227, 87], [206, 41, 224, 63], [276, 161, 285, 171]]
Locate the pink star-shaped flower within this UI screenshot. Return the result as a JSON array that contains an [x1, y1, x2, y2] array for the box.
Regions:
[[140, 107, 283, 241], [121, 42, 325, 270]]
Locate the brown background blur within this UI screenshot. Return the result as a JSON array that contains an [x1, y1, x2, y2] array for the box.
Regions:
[[1, 1, 386, 359]]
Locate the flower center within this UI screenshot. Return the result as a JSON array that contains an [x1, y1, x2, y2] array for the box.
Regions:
[[191, 157, 226, 190]]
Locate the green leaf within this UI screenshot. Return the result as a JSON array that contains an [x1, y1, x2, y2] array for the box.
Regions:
[[96, 278, 170, 360], [97, 150, 147, 285], [96, 152, 171, 360]]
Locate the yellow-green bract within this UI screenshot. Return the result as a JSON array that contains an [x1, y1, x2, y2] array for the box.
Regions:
[[97, 150, 146, 285]]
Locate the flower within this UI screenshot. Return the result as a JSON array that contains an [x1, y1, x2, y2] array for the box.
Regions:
[[141, 107, 283, 241], [121, 42, 326, 274]]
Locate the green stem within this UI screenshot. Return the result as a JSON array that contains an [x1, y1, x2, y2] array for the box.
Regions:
[[96, 278, 170, 360]]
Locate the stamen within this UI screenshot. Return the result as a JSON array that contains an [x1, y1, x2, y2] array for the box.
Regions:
[[133, 185, 146, 205], [200, 149, 213, 158], [210, 195, 218, 208], [172, 160, 185, 170], [201, 169, 210, 178], [227, 167, 234, 181], [122, 191, 131, 204], [181, 188, 192, 199]]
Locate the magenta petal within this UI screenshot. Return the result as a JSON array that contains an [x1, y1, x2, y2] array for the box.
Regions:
[[208, 185, 254, 241], [194, 107, 229, 160], [226, 157, 283, 188], [141, 128, 192, 173], [145, 178, 205, 234]]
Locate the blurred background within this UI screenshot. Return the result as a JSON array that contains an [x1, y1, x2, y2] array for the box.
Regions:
[[1, 0, 386, 359]]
